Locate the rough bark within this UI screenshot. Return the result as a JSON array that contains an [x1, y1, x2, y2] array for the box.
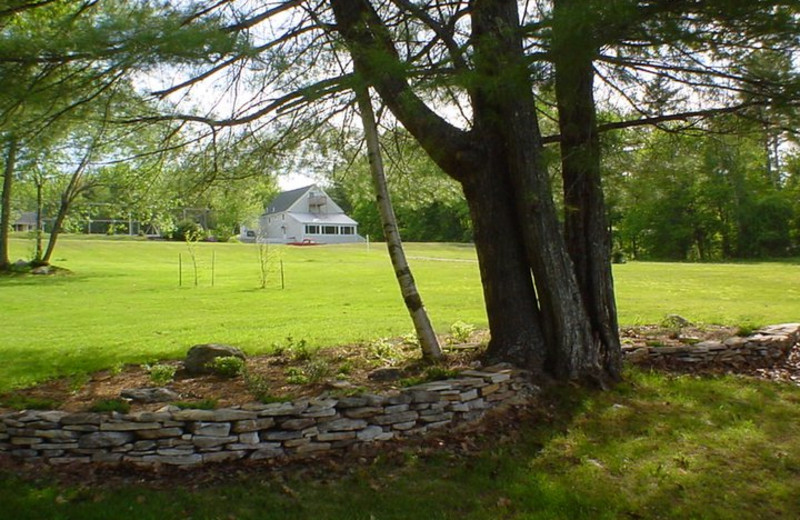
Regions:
[[0, 136, 18, 270], [553, 0, 622, 382], [354, 83, 442, 361], [331, 0, 621, 382]]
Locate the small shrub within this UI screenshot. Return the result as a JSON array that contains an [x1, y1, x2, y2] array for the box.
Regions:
[[89, 398, 131, 413], [147, 363, 177, 385], [448, 321, 475, 344], [68, 373, 90, 393], [304, 359, 331, 383], [370, 338, 402, 364], [206, 356, 245, 378], [1, 395, 61, 411], [424, 366, 460, 381], [736, 324, 760, 337], [401, 331, 420, 348], [172, 399, 217, 410], [287, 337, 312, 362], [337, 361, 354, 376], [244, 370, 273, 402], [109, 362, 125, 377], [285, 367, 309, 385]]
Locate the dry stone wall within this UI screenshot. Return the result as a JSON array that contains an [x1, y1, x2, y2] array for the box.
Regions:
[[0, 365, 533, 467], [623, 323, 800, 371]]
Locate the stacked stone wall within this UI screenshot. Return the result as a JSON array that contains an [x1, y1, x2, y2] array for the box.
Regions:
[[0, 365, 533, 467], [623, 323, 800, 371]]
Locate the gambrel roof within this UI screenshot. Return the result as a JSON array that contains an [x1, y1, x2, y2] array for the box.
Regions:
[[264, 185, 314, 215]]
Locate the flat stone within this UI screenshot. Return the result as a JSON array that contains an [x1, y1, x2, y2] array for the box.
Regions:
[[317, 431, 356, 442], [257, 402, 308, 417], [262, 430, 303, 441], [192, 435, 237, 449], [37, 442, 78, 450], [100, 421, 161, 431], [49, 456, 91, 464], [171, 410, 216, 421], [34, 430, 78, 441], [120, 387, 180, 403], [238, 432, 260, 444], [320, 418, 367, 432], [61, 413, 102, 425], [356, 425, 385, 441], [343, 407, 383, 419], [232, 418, 275, 433], [189, 422, 230, 437], [372, 411, 419, 426], [280, 418, 316, 430], [409, 390, 442, 404], [144, 454, 203, 465], [336, 396, 369, 408], [79, 432, 135, 448], [136, 427, 183, 440], [92, 453, 123, 464], [294, 442, 331, 454]]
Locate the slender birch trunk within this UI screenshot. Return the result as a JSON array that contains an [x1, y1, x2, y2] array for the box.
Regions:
[[354, 85, 442, 361]]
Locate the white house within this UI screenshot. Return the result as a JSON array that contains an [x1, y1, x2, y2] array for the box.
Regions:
[[243, 184, 363, 244]]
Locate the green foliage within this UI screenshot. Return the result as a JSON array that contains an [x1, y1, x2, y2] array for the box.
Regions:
[[303, 359, 331, 383], [89, 398, 130, 414], [205, 356, 245, 378], [448, 320, 475, 343], [172, 399, 217, 410], [369, 338, 403, 365], [146, 363, 176, 386], [284, 367, 309, 385], [2, 239, 800, 393], [243, 370, 274, 403], [0, 395, 60, 411]]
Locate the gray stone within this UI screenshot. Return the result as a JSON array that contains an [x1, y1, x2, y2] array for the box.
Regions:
[[34, 429, 78, 441], [410, 390, 442, 404], [136, 427, 184, 440], [49, 456, 92, 464], [356, 426, 385, 441], [336, 396, 369, 408], [294, 442, 331, 454], [343, 407, 383, 419], [79, 431, 135, 448], [257, 402, 308, 417], [192, 435, 237, 449], [120, 387, 180, 403], [384, 404, 409, 414], [373, 411, 419, 426], [319, 418, 367, 432], [92, 453, 124, 463], [232, 418, 275, 433], [189, 422, 231, 437], [184, 344, 246, 375], [317, 431, 356, 442], [238, 432, 260, 444], [262, 430, 303, 441], [100, 421, 161, 431], [281, 418, 316, 430], [391, 421, 417, 431], [60, 413, 102, 425], [171, 410, 216, 421], [146, 454, 203, 465], [31, 265, 52, 275]]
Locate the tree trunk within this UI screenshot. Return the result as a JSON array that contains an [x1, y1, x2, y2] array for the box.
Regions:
[[33, 175, 44, 264], [461, 165, 547, 371], [354, 84, 442, 361], [471, 0, 605, 382], [0, 136, 18, 271], [553, 0, 622, 382]]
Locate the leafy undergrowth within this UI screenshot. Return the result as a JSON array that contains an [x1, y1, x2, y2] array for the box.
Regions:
[[2, 368, 800, 519]]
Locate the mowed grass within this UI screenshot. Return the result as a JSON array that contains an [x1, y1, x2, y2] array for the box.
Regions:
[[1, 237, 799, 392], [2, 369, 800, 519], [2, 238, 800, 518]]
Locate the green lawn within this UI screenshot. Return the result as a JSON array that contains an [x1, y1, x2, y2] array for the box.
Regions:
[[2, 237, 800, 518], [2, 369, 800, 519], [1, 237, 799, 392]]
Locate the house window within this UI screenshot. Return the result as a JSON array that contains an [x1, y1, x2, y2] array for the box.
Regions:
[[323, 226, 338, 234], [340, 226, 354, 235], [305, 225, 320, 234]]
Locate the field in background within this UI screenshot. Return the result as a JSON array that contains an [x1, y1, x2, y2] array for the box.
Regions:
[[2, 237, 799, 392]]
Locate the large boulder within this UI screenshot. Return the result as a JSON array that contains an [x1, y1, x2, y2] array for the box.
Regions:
[[184, 344, 246, 375]]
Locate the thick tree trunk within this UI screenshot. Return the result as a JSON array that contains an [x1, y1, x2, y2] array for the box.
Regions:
[[0, 137, 18, 271], [354, 84, 442, 361], [470, 0, 604, 382], [461, 166, 547, 371], [553, 0, 622, 382]]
